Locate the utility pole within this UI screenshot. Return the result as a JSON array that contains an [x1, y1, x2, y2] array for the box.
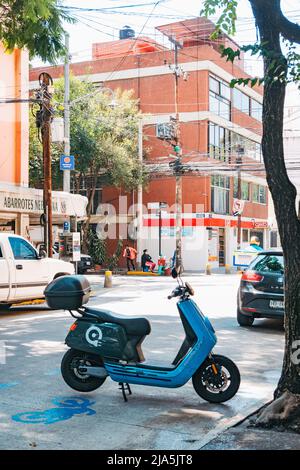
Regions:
[[63, 33, 71, 193], [37, 72, 54, 258], [136, 115, 143, 267], [171, 39, 183, 270], [236, 146, 244, 250]]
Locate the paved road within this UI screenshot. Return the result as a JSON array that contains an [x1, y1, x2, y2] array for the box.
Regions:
[[0, 274, 284, 450]]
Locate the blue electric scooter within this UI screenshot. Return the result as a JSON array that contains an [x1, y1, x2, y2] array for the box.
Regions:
[[48, 270, 240, 403]]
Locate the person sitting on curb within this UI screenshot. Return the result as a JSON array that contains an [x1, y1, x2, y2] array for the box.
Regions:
[[141, 249, 156, 272], [123, 244, 137, 271]]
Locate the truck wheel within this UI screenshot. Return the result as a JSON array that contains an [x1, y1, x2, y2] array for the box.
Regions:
[[61, 349, 106, 392], [237, 309, 254, 327]]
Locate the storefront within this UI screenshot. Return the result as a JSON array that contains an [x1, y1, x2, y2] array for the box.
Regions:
[[141, 213, 269, 271], [0, 184, 87, 242]]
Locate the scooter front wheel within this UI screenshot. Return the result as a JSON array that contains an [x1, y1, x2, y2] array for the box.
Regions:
[[192, 354, 240, 403], [61, 348, 106, 392]]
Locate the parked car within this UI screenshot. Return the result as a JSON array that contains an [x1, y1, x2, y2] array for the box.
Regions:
[[0, 234, 74, 310], [237, 250, 284, 326], [36, 243, 93, 274]]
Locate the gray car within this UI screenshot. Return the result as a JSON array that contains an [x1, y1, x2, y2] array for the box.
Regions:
[[237, 250, 284, 326]]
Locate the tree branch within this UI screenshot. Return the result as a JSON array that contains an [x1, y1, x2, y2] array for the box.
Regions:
[[249, 0, 300, 44]]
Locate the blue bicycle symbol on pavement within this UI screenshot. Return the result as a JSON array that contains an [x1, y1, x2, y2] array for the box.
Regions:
[[12, 397, 96, 425]]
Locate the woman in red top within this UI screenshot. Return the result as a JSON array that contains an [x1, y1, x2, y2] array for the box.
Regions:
[[123, 245, 137, 271]]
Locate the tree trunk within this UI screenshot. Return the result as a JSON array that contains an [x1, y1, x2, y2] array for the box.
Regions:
[[248, 0, 300, 425]]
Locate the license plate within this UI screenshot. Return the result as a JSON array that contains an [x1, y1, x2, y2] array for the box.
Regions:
[[269, 300, 284, 309]]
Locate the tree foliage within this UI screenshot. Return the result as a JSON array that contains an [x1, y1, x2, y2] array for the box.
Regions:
[[0, 0, 74, 62]]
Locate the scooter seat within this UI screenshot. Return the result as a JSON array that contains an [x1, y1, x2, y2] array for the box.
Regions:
[[83, 307, 151, 337]]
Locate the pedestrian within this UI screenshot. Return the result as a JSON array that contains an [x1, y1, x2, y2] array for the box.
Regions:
[[141, 249, 156, 272], [247, 236, 263, 252], [123, 244, 137, 271]]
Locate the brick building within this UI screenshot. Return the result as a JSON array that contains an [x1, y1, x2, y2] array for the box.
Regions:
[[30, 17, 268, 270]]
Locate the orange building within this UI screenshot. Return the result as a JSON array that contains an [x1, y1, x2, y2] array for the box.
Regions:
[[30, 18, 268, 269]]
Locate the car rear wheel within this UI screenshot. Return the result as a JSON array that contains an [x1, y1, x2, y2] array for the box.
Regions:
[[237, 309, 254, 327]]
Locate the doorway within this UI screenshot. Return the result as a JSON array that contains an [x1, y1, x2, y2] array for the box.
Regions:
[[219, 228, 226, 266]]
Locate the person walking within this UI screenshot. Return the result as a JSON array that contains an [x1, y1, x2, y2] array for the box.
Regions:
[[123, 244, 137, 271], [141, 249, 156, 272]]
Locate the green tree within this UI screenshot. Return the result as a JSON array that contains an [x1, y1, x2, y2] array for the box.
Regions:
[[202, 0, 300, 427], [29, 76, 145, 250], [0, 1, 73, 62]]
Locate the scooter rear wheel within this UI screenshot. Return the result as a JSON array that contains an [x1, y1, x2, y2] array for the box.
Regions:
[[61, 348, 106, 392], [192, 354, 240, 403]]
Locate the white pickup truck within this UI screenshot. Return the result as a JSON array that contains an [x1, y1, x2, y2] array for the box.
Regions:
[[0, 233, 74, 309]]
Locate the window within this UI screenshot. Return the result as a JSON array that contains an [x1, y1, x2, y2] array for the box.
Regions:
[[251, 100, 262, 121], [233, 88, 250, 114], [270, 231, 278, 248], [9, 237, 37, 260], [250, 254, 284, 274], [208, 123, 231, 161], [209, 75, 231, 120], [233, 179, 250, 200], [252, 184, 266, 204], [211, 175, 230, 214], [242, 229, 249, 243]]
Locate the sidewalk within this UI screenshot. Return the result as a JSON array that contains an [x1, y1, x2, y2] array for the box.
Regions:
[[201, 416, 300, 450]]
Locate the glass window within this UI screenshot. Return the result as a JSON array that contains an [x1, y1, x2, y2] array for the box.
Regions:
[[251, 100, 262, 121], [208, 123, 231, 161], [209, 76, 219, 94], [252, 184, 266, 203], [270, 231, 278, 248], [252, 184, 259, 203], [233, 88, 250, 115], [242, 229, 249, 243], [250, 254, 284, 274], [259, 185, 266, 204], [9, 237, 37, 260], [209, 75, 231, 120], [211, 175, 230, 214], [233, 179, 250, 200]]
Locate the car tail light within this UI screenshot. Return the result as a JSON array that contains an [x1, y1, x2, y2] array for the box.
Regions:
[[241, 270, 264, 283], [69, 323, 77, 331]]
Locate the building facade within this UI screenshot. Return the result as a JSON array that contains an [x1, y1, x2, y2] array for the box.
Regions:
[[0, 44, 87, 242], [30, 18, 268, 269]]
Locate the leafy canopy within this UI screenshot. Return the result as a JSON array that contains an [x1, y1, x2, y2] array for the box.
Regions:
[[201, 0, 300, 88], [0, 0, 74, 62], [30, 76, 145, 192]]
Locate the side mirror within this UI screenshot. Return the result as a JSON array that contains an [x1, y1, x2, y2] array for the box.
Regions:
[[38, 248, 47, 259], [171, 267, 178, 279]]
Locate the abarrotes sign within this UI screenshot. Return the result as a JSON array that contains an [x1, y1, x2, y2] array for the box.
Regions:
[[0, 191, 67, 215]]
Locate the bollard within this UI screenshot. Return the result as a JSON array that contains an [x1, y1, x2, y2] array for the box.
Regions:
[[104, 270, 112, 288], [225, 264, 231, 274], [205, 263, 212, 275]]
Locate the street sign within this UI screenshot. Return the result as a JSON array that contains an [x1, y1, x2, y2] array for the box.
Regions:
[[63, 221, 70, 233], [72, 232, 81, 262], [232, 198, 244, 216], [60, 155, 75, 171]]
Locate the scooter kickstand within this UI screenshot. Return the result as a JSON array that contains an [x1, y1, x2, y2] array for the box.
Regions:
[[119, 382, 132, 402]]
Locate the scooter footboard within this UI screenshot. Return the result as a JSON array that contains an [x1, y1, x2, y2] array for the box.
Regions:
[[104, 332, 215, 388]]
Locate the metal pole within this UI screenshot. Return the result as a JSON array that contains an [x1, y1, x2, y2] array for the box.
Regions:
[[136, 116, 143, 267], [174, 42, 182, 270], [237, 153, 242, 250], [159, 205, 162, 257], [63, 33, 71, 193]]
